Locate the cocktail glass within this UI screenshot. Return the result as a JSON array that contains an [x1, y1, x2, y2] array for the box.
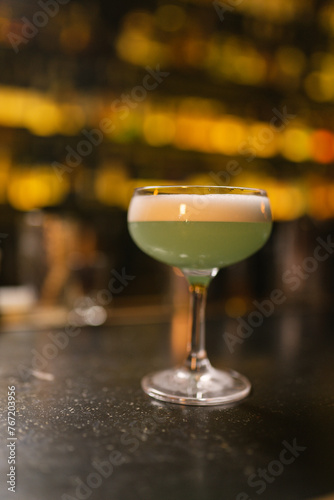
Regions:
[[128, 186, 272, 405]]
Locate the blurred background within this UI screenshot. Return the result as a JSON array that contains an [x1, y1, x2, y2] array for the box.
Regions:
[[0, 0, 334, 331]]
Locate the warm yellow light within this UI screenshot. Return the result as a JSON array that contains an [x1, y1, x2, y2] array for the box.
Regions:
[[248, 122, 279, 158], [186, 173, 213, 186], [209, 37, 266, 85], [237, 0, 303, 23], [319, 53, 334, 76], [173, 105, 214, 153], [0, 87, 26, 127], [116, 33, 153, 65], [143, 111, 176, 146], [210, 116, 247, 154], [94, 165, 130, 209], [0, 86, 67, 136], [24, 97, 62, 136], [7, 168, 69, 211], [115, 10, 167, 66], [240, 175, 307, 221], [266, 182, 306, 221], [281, 127, 311, 162], [304, 71, 334, 102], [233, 51, 267, 85]]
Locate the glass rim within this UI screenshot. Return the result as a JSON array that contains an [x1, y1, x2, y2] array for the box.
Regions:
[[133, 185, 268, 196]]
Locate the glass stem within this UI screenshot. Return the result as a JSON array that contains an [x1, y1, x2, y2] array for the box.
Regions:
[[184, 284, 211, 372]]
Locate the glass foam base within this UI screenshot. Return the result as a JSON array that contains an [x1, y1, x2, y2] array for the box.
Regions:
[[141, 363, 251, 406]]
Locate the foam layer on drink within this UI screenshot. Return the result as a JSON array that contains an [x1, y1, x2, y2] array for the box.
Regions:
[[128, 193, 271, 222]]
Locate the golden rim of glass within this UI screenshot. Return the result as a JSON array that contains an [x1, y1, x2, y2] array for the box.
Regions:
[[133, 185, 268, 196]]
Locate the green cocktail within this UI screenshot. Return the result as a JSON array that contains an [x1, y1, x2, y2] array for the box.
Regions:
[[129, 220, 271, 284], [127, 186, 272, 405]]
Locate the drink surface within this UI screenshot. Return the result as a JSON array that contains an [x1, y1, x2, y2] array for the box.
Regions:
[[128, 193, 272, 269]]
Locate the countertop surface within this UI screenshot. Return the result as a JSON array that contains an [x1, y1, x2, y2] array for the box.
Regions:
[[0, 308, 333, 500]]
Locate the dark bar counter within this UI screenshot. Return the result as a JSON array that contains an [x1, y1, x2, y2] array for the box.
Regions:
[[0, 309, 333, 500]]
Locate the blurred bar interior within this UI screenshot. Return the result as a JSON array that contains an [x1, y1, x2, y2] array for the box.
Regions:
[[0, 0, 334, 331]]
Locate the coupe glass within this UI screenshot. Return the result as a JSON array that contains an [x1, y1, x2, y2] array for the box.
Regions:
[[128, 186, 272, 405]]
